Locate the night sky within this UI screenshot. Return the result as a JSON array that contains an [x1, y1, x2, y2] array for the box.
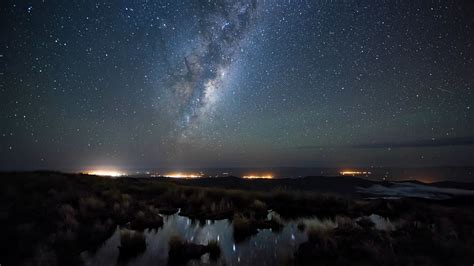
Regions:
[[1, 0, 473, 171]]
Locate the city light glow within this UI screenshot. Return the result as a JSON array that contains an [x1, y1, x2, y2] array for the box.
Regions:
[[242, 174, 274, 179], [340, 171, 371, 176], [163, 172, 202, 178], [85, 170, 125, 177]]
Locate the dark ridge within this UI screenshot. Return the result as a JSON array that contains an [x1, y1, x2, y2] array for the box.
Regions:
[[169, 175, 376, 196]]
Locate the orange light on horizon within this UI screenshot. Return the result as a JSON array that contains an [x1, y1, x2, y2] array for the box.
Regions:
[[242, 174, 274, 179], [163, 172, 202, 178], [85, 170, 125, 177], [340, 170, 371, 176]]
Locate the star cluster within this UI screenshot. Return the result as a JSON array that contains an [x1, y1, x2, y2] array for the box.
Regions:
[[0, 0, 472, 170]]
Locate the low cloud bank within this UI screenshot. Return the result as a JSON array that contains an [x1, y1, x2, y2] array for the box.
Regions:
[[358, 182, 474, 199]]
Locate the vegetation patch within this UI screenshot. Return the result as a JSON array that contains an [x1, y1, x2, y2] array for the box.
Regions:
[[118, 230, 147, 261], [168, 236, 221, 265]]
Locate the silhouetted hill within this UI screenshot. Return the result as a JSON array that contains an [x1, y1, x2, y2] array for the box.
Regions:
[[428, 181, 474, 190], [168, 176, 376, 196]]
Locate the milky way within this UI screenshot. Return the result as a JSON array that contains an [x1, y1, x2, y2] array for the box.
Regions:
[[166, 0, 258, 140]]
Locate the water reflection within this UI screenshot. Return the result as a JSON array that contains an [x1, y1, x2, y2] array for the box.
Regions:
[[82, 212, 308, 266], [82, 212, 394, 265]]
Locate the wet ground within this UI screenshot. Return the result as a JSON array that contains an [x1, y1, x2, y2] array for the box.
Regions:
[[82, 211, 396, 266]]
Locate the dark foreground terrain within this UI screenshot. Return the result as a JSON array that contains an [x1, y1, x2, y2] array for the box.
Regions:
[[1, 172, 474, 265]]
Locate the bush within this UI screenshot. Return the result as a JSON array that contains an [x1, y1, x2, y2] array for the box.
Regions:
[[58, 204, 78, 230], [207, 240, 221, 260], [168, 236, 221, 265], [232, 214, 257, 242], [118, 230, 147, 260], [79, 196, 106, 217], [129, 208, 164, 230]]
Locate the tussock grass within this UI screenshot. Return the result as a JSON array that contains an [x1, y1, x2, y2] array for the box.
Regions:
[[118, 230, 147, 260], [168, 235, 221, 265]]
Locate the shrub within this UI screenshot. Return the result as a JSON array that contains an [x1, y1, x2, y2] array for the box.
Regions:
[[129, 208, 164, 230], [79, 196, 106, 217], [232, 214, 257, 242], [207, 240, 221, 260], [58, 204, 78, 229], [168, 236, 221, 265], [118, 230, 147, 260], [31, 245, 58, 266]]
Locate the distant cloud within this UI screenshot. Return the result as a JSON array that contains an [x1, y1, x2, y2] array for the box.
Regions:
[[297, 136, 474, 150], [358, 182, 474, 200]]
